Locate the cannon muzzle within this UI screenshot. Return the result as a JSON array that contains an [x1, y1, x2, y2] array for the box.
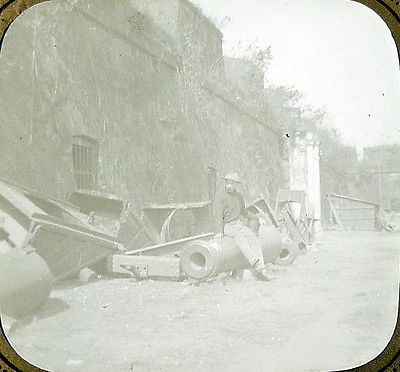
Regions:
[[180, 225, 283, 280]]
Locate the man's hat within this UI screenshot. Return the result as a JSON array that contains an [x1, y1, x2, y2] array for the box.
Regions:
[[223, 172, 241, 183]]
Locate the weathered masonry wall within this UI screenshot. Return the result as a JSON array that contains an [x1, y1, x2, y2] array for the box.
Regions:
[[0, 0, 284, 208]]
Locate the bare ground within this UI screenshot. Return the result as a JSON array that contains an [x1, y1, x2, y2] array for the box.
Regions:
[[2, 231, 399, 372]]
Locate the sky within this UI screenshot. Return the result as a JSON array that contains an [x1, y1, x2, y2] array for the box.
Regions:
[[189, 0, 400, 150]]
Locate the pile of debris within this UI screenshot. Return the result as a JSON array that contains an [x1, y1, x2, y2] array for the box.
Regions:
[[0, 180, 316, 319]]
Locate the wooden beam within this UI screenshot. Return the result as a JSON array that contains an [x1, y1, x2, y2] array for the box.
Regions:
[[124, 233, 214, 255], [142, 201, 211, 210], [326, 193, 379, 206]]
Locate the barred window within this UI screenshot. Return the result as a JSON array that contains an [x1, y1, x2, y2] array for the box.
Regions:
[[72, 135, 98, 190]]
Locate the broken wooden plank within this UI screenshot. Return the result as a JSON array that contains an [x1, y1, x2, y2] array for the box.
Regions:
[[118, 207, 163, 245], [258, 196, 281, 228], [245, 197, 280, 229], [281, 209, 307, 250], [326, 195, 344, 229]]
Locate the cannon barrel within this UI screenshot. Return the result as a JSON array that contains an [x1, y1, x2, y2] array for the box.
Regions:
[[0, 249, 53, 319], [180, 225, 283, 280]]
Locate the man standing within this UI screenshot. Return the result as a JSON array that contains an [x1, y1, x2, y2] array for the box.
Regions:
[[213, 172, 271, 281]]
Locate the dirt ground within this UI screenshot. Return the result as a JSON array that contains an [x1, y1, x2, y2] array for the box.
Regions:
[[2, 231, 399, 372]]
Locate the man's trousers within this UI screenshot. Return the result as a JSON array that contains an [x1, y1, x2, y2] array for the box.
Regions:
[[224, 219, 264, 267]]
